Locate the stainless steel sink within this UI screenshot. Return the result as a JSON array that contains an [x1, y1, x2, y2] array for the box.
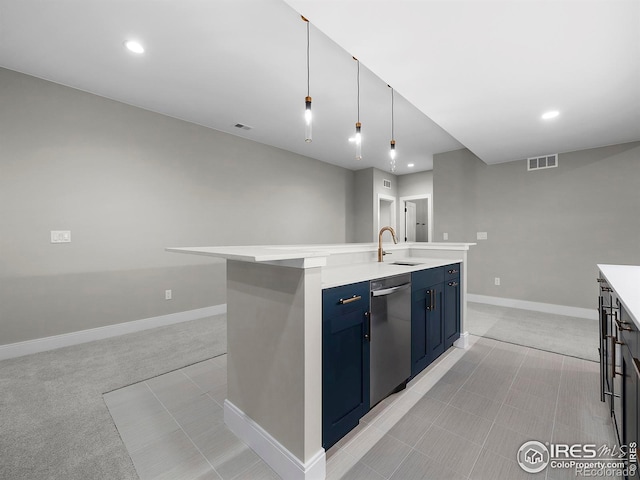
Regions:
[[390, 261, 423, 266]]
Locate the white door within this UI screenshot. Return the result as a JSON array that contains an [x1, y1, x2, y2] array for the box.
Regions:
[[405, 202, 417, 242]]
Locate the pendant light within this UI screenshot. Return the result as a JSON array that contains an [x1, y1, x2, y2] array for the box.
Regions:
[[389, 85, 397, 172], [302, 16, 312, 143], [354, 57, 362, 160]]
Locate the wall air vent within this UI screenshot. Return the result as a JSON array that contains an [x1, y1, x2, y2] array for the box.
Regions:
[[383, 179, 392, 189], [527, 154, 558, 171], [234, 123, 253, 130]]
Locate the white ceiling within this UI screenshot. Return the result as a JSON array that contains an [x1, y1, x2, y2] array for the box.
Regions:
[[0, 1, 638, 174], [285, 0, 640, 164]]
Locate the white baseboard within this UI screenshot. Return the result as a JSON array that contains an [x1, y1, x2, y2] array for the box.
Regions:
[[224, 400, 326, 480], [467, 294, 597, 320], [0, 304, 226, 361], [454, 331, 469, 349]]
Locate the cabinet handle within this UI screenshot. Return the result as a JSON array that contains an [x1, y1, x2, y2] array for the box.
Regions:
[[448, 281, 459, 287], [364, 311, 371, 342], [448, 269, 459, 274], [615, 319, 633, 332], [633, 357, 640, 379], [426, 289, 433, 311], [608, 335, 618, 379], [339, 295, 361, 305]]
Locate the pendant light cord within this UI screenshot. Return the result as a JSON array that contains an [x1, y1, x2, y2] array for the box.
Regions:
[[357, 59, 360, 122], [391, 87, 394, 139], [306, 21, 310, 97]]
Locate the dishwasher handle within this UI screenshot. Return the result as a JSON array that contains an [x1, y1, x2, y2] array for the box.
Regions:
[[371, 283, 411, 297]]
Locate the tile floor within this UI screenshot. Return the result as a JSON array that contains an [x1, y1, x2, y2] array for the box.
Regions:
[[104, 336, 617, 480]]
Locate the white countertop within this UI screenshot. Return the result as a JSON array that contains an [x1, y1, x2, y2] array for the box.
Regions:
[[165, 245, 328, 262], [321, 257, 462, 289], [598, 264, 640, 330], [166, 242, 474, 264]]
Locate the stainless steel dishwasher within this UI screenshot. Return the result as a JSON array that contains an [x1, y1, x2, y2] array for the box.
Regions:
[[369, 273, 412, 407]]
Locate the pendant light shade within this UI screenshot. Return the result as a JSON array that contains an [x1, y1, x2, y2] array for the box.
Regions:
[[302, 16, 312, 143], [305, 95, 312, 143], [355, 121, 362, 160], [354, 57, 362, 160]]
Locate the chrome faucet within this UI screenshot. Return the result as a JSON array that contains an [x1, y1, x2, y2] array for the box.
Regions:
[[377, 226, 398, 262]]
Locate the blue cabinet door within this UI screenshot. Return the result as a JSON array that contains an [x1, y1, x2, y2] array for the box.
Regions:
[[411, 275, 444, 377], [411, 287, 427, 378], [425, 283, 445, 363], [322, 281, 370, 450], [444, 264, 461, 349]]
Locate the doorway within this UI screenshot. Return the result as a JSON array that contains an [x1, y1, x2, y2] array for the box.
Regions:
[[399, 194, 432, 242], [377, 194, 397, 240]]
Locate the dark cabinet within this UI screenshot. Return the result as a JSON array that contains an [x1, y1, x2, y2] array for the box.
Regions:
[[322, 281, 370, 450], [444, 266, 461, 349], [619, 303, 639, 479], [411, 263, 461, 378], [622, 346, 638, 479], [322, 262, 463, 448]]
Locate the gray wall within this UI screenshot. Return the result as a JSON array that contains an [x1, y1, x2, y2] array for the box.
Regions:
[[352, 168, 374, 243], [397, 170, 433, 198], [0, 68, 355, 345], [433, 144, 640, 309]]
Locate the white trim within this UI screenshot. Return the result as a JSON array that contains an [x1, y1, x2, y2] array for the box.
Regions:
[[376, 193, 397, 242], [224, 400, 326, 480], [453, 331, 469, 349], [0, 304, 226, 361], [467, 294, 597, 320], [399, 194, 433, 243]]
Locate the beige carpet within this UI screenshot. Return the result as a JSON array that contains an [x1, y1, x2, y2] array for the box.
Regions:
[[465, 302, 598, 361], [0, 314, 227, 480]]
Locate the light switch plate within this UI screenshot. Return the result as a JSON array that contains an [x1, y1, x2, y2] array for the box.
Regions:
[[51, 230, 71, 243], [477, 232, 488, 240], [443, 232, 449, 240]]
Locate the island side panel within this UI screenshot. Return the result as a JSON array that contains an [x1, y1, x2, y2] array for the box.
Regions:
[[226, 259, 323, 465]]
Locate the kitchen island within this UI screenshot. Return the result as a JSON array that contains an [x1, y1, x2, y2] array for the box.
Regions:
[[167, 242, 474, 480]]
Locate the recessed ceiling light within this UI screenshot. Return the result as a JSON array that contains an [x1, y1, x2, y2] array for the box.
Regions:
[[407, 163, 415, 168], [541, 110, 559, 120], [124, 40, 144, 54]]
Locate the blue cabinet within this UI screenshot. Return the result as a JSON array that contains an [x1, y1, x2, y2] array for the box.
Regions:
[[411, 267, 444, 377], [444, 265, 461, 349], [322, 281, 370, 450], [411, 263, 461, 377]]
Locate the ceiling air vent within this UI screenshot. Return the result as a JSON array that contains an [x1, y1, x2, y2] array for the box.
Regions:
[[234, 123, 253, 130], [383, 179, 392, 189], [527, 154, 558, 171]]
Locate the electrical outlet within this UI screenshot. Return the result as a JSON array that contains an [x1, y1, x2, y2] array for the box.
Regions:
[[165, 290, 172, 300], [443, 232, 449, 240], [477, 232, 488, 240], [494, 277, 500, 286], [51, 230, 71, 243]]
